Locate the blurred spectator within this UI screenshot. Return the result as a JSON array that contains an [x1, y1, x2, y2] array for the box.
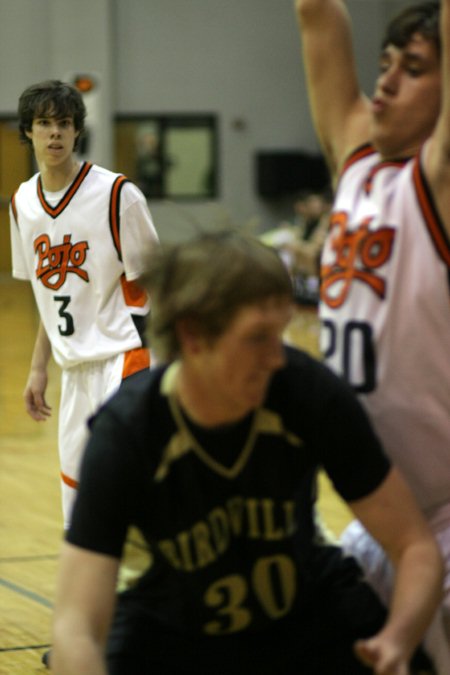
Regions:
[[260, 190, 331, 305]]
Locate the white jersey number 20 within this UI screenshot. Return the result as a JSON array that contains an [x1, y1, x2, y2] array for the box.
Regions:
[[321, 319, 376, 394]]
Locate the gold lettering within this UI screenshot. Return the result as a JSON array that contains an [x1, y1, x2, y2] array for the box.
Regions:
[[283, 501, 297, 535], [192, 521, 217, 568], [158, 539, 182, 569], [261, 499, 283, 540], [246, 499, 260, 538], [208, 508, 230, 555], [252, 554, 296, 618], [157, 498, 298, 574], [226, 496, 245, 536], [203, 574, 250, 634], [177, 531, 195, 571]]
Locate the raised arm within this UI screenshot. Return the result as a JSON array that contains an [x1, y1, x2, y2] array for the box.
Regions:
[[424, 0, 450, 240], [348, 467, 444, 674], [294, 0, 372, 179], [51, 542, 120, 675]]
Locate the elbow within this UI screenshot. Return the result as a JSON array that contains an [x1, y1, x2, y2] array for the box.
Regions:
[[52, 617, 105, 673]]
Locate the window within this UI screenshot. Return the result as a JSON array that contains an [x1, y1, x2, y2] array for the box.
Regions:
[[114, 114, 218, 200]]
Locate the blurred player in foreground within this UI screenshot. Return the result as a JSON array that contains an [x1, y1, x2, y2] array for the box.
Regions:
[[51, 231, 442, 674]]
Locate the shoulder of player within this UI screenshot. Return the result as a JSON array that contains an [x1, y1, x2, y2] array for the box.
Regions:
[[275, 344, 332, 383], [337, 142, 379, 177], [268, 345, 319, 411], [272, 344, 358, 406], [88, 163, 143, 196], [84, 163, 123, 186], [13, 171, 40, 197]]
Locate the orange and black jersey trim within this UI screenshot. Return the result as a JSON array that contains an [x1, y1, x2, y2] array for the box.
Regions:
[[10, 162, 94, 224], [109, 175, 130, 263], [37, 162, 93, 218], [339, 144, 410, 195], [413, 158, 450, 268], [339, 143, 375, 176], [339, 144, 450, 270]]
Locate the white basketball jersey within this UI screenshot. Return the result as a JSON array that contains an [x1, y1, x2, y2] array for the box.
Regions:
[[10, 162, 159, 368], [320, 144, 450, 512]]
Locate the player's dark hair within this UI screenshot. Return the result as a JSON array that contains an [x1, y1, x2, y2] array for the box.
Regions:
[[141, 230, 293, 362], [18, 80, 86, 150], [382, 1, 440, 54]]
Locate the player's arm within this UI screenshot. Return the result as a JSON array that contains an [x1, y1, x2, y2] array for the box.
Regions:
[[423, 0, 450, 240], [51, 542, 119, 675], [294, 0, 372, 179], [24, 320, 52, 421], [347, 467, 444, 674], [9, 195, 53, 418], [120, 183, 160, 282]]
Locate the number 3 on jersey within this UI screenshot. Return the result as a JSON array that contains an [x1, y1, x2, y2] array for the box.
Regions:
[[321, 319, 376, 393], [54, 295, 75, 336]]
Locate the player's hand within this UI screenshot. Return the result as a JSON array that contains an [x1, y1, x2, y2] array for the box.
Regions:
[[354, 636, 410, 675], [24, 370, 52, 421]]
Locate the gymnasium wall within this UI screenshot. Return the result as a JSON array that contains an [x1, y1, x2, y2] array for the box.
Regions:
[[0, 0, 404, 236]]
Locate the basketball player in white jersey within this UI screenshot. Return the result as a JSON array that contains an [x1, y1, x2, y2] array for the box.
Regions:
[[295, 0, 450, 669], [9, 80, 159, 529]]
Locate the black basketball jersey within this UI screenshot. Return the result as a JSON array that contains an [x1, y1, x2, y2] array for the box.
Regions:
[[68, 346, 390, 637]]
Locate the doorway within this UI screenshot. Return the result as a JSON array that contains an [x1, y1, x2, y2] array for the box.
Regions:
[[0, 120, 32, 274]]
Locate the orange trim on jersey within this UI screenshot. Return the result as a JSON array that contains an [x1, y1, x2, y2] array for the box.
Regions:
[[363, 157, 410, 195], [413, 158, 450, 266], [37, 162, 93, 218], [122, 347, 150, 379], [61, 471, 79, 489], [340, 143, 376, 176], [120, 274, 148, 307], [109, 175, 129, 261]]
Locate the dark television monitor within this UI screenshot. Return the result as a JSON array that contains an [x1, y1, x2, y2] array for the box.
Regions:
[[256, 151, 329, 198]]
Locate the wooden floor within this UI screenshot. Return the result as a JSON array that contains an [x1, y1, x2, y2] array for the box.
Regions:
[[0, 279, 352, 673]]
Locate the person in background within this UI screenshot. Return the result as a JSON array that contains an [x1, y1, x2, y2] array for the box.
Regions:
[[295, 0, 450, 668], [260, 190, 331, 305], [9, 80, 159, 531], [51, 230, 442, 674]]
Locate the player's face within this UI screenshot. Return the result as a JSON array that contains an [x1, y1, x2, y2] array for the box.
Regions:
[[26, 114, 79, 171], [370, 33, 441, 158], [192, 297, 292, 423]]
